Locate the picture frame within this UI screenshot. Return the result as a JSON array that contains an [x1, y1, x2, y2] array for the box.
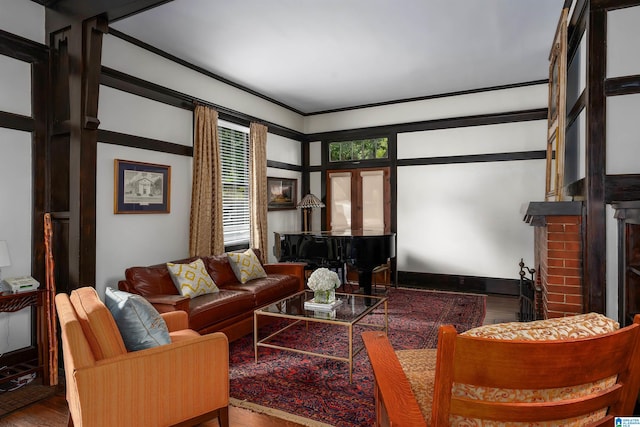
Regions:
[[114, 159, 171, 214], [267, 177, 297, 210]]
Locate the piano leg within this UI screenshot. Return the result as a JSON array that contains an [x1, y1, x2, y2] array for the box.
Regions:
[[358, 270, 373, 296]]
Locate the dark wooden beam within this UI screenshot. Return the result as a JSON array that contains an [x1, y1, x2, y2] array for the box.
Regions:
[[606, 175, 640, 203], [100, 66, 305, 142], [98, 129, 192, 156], [591, 0, 640, 10], [605, 75, 640, 96], [47, 15, 107, 291], [41, 0, 173, 27], [0, 29, 48, 62], [0, 111, 34, 132], [584, 6, 607, 314], [305, 108, 548, 142]]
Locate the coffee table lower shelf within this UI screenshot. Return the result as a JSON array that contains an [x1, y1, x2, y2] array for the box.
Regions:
[[253, 291, 388, 383]]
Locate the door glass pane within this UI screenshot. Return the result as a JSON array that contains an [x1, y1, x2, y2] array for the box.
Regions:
[[361, 170, 384, 231], [329, 172, 351, 231]]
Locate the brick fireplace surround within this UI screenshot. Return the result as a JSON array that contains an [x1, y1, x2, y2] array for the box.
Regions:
[[525, 202, 584, 319]]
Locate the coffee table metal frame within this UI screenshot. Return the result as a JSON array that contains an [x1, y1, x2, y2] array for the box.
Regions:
[[254, 290, 388, 383]]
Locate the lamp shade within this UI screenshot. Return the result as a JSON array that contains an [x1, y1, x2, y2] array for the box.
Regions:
[[297, 193, 325, 209], [0, 240, 11, 268]]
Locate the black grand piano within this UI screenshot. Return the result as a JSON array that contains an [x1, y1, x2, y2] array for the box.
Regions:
[[274, 229, 396, 295]]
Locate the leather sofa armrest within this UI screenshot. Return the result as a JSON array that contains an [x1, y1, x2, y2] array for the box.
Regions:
[[145, 294, 191, 314], [264, 262, 306, 291]]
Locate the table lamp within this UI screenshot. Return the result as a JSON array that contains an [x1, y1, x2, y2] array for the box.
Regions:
[[0, 240, 11, 282], [297, 194, 325, 232]]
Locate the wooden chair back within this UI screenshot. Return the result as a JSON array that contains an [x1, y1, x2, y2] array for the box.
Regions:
[[431, 315, 640, 426]]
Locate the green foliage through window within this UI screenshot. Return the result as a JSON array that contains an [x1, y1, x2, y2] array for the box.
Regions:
[[329, 138, 388, 162]]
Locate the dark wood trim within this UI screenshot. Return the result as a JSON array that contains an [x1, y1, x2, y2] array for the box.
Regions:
[[606, 175, 640, 203], [107, 28, 306, 116], [397, 271, 519, 297], [605, 75, 640, 96], [100, 66, 305, 142], [0, 29, 48, 63], [567, 89, 586, 129], [567, 0, 588, 66], [305, 108, 547, 142], [266, 160, 302, 172], [100, 66, 193, 110], [310, 80, 549, 116], [591, 0, 640, 11], [584, 6, 607, 314], [566, 177, 585, 199], [0, 111, 34, 132], [31, 57, 49, 288], [39, 0, 172, 24], [397, 150, 546, 167], [98, 129, 193, 156]]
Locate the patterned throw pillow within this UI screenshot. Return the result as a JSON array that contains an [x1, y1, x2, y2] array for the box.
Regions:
[[227, 248, 267, 284], [167, 258, 219, 297], [104, 287, 171, 352]]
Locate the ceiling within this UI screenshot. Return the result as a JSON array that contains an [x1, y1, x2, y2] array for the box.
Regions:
[[111, 0, 566, 115]]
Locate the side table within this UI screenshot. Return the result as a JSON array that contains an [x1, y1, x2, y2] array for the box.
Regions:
[[0, 289, 43, 385]]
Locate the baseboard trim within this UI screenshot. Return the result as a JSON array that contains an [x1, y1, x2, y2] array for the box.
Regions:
[[397, 271, 519, 297]]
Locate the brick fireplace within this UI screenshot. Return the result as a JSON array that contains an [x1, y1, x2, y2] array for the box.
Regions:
[[525, 202, 584, 319]]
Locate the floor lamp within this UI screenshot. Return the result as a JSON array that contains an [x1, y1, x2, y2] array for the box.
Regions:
[[297, 194, 325, 232]]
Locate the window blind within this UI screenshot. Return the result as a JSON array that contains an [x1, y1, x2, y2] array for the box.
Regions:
[[219, 124, 250, 245]]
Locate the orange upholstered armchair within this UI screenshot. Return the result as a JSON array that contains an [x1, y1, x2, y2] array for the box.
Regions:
[[363, 313, 640, 426], [56, 287, 229, 427]]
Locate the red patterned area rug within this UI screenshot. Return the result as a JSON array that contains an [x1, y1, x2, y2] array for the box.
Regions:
[[229, 288, 486, 427]]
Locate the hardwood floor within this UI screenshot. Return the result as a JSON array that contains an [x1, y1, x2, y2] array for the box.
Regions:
[[0, 294, 517, 427]]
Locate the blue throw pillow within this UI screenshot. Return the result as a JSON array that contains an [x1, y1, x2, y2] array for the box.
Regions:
[[104, 287, 171, 352]]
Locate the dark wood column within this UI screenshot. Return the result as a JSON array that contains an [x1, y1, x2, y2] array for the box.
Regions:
[[584, 3, 607, 313], [46, 14, 106, 291]]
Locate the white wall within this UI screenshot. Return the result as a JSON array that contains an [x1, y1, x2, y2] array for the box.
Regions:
[[266, 134, 302, 263], [0, 128, 33, 353], [397, 159, 545, 278], [101, 34, 305, 134], [0, 1, 42, 353], [603, 4, 640, 320], [305, 84, 547, 134], [0, 0, 44, 43], [98, 37, 305, 284], [607, 5, 640, 79], [395, 120, 546, 279], [96, 86, 194, 297]]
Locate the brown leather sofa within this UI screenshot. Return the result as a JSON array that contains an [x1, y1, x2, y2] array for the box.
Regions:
[[118, 249, 305, 342]]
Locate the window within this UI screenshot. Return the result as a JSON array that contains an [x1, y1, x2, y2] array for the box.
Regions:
[[328, 137, 388, 162], [219, 122, 250, 246]]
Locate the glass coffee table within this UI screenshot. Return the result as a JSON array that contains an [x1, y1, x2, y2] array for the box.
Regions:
[[254, 290, 388, 382]]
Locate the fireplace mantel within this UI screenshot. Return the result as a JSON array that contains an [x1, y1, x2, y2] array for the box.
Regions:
[[523, 201, 583, 226]]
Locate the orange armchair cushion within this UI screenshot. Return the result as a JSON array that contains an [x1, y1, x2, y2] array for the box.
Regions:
[[69, 287, 127, 360]]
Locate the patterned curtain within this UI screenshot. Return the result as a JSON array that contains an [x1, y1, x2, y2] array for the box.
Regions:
[[249, 122, 268, 263], [190, 105, 224, 257]]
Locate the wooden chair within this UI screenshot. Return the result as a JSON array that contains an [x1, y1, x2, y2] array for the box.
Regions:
[[363, 314, 640, 426]]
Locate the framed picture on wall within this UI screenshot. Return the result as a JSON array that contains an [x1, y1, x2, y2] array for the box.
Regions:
[[267, 177, 297, 210], [114, 159, 171, 214]]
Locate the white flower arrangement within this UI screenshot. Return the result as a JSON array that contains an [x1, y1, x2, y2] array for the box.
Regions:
[[307, 268, 340, 292]]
